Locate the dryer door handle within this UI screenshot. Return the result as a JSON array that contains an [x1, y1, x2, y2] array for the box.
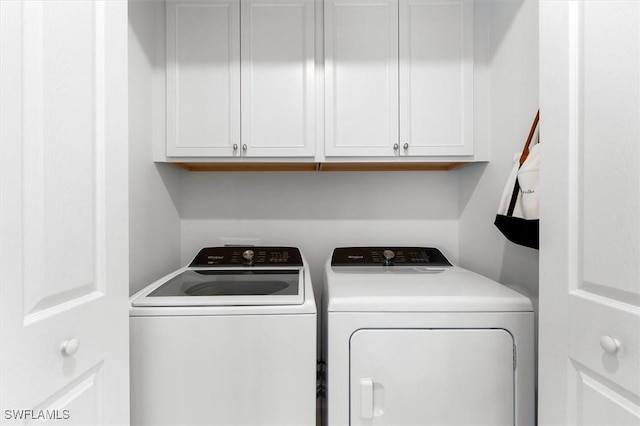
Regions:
[[359, 378, 374, 419]]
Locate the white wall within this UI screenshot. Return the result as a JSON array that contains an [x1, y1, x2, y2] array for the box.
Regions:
[[129, 1, 182, 295], [180, 171, 460, 298], [458, 1, 539, 306]]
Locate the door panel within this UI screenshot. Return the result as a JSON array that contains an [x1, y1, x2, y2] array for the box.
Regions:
[[241, 0, 315, 157], [580, 0, 640, 304], [0, 1, 129, 424], [539, 1, 640, 424], [350, 329, 514, 425], [22, 0, 103, 319], [166, 0, 240, 157], [324, 0, 399, 157], [32, 364, 104, 426], [570, 363, 640, 426]]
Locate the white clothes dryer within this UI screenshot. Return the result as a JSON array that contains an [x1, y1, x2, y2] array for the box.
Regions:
[[322, 247, 534, 426], [130, 246, 316, 426]]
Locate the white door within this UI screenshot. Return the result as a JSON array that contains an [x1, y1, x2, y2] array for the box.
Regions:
[[324, 0, 399, 157], [350, 329, 514, 425], [166, 0, 240, 157], [241, 0, 315, 158], [539, 1, 640, 425], [0, 1, 130, 425], [398, 0, 473, 157]]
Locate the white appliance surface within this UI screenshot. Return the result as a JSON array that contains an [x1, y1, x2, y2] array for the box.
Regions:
[[326, 265, 533, 312], [130, 246, 316, 426], [323, 246, 535, 426]]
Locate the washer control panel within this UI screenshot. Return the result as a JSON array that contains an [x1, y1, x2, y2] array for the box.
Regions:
[[331, 247, 452, 267], [190, 246, 303, 267]]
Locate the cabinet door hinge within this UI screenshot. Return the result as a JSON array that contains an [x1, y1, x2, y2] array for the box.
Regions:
[[513, 345, 517, 370]]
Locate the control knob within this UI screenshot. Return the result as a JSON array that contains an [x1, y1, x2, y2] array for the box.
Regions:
[[242, 249, 255, 265], [383, 249, 395, 266]]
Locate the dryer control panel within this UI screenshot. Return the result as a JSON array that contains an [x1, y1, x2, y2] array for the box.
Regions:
[[190, 246, 303, 267], [331, 247, 452, 267]]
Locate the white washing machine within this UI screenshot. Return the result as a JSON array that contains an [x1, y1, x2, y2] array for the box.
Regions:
[[323, 247, 534, 426], [130, 246, 316, 426]]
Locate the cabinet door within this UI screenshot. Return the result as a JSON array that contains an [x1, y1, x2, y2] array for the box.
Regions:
[[399, 0, 473, 156], [166, 0, 240, 157], [325, 0, 399, 157], [350, 329, 514, 425], [241, 0, 315, 158]]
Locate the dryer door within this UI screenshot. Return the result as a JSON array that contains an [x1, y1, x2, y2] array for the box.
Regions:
[[350, 329, 514, 426]]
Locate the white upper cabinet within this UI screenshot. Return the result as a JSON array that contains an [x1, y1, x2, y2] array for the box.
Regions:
[[324, 0, 399, 157], [399, 0, 473, 156], [325, 0, 474, 158], [166, 0, 240, 157], [241, 0, 315, 157], [166, 0, 315, 158]]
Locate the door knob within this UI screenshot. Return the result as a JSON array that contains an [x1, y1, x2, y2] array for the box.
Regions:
[[600, 335, 621, 354], [403, 143, 409, 150], [61, 338, 80, 356]]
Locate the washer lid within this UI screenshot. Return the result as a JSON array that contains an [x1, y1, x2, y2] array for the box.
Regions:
[[131, 267, 304, 307]]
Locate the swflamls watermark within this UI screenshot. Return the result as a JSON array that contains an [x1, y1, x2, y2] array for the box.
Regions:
[[4, 409, 70, 421]]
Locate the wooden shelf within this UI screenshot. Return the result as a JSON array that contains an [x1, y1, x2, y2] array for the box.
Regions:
[[173, 162, 319, 172], [317, 162, 467, 171], [172, 162, 470, 172]]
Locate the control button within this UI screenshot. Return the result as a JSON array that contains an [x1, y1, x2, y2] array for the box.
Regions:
[[270, 252, 282, 263]]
